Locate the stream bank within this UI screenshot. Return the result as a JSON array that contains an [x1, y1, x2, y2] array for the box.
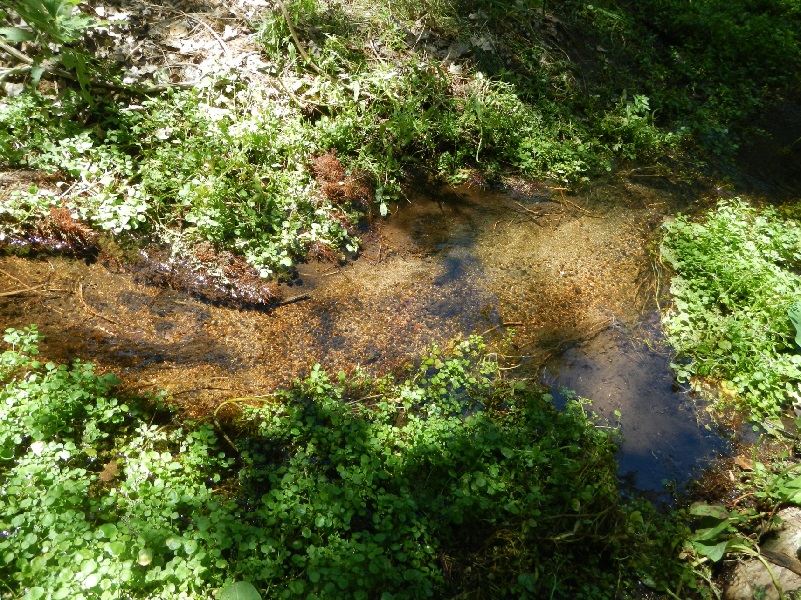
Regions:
[[0, 172, 729, 498]]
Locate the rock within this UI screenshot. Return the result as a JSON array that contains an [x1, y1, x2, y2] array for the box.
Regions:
[[725, 508, 801, 600], [2, 82, 25, 97], [446, 42, 471, 60]]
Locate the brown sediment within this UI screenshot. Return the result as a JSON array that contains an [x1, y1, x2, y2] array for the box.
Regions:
[[0, 176, 689, 425]]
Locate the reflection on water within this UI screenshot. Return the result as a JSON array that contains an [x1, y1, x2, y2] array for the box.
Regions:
[[541, 313, 730, 498]]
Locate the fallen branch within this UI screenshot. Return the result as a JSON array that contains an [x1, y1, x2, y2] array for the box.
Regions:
[[513, 201, 545, 217], [275, 0, 325, 76], [481, 322, 524, 336], [0, 65, 29, 83], [275, 293, 310, 307], [0, 283, 46, 297], [273, 0, 356, 96], [76, 281, 118, 324], [172, 386, 235, 396], [0, 268, 32, 288], [554, 189, 601, 217]]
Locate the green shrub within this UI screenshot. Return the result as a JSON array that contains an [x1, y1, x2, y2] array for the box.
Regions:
[[661, 199, 801, 417], [0, 329, 698, 599]]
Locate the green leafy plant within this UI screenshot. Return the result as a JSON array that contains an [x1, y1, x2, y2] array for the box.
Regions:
[[0, 329, 700, 599], [683, 438, 801, 589], [0, 0, 101, 93], [661, 199, 801, 417], [687, 504, 760, 564], [1, 0, 94, 45], [788, 301, 801, 350]]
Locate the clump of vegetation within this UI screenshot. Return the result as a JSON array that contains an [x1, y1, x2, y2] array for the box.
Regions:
[[4, 0, 798, 275], [0, 327, 700, 599], [679, 424, 801, 598], [660, 199, 801, 417], [0, 0, 676, 277], [0, 88, 360, 277]]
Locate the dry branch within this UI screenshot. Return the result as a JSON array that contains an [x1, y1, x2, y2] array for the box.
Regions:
[[0, 284, 46, 297], [0, 39, 200, 95]]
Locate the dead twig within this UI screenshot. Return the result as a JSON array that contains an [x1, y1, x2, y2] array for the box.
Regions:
[[0, 268, 32, 288], [513, 201, 545, 217], [275, 293, 310, 307], [555, 189, 601, 217], [212, 396, 275, 451], [0, 39, 200, 94], [172, 386, 235, 395], [0, 284, 46, 297], [76, 282, 118, 324], [275, 0, 326, 77], [481, 322, 524, 336], [181, 13, 232, 62]]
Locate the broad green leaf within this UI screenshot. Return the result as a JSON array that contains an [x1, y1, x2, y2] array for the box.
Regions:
[[692, 519, 731, 542], [0, 27, 35, 42], [137, 549, 153, 566], [689, 504, 729, 519], [220, 581, 262, 600], [98, 523, 117, 539], [788, 301, 801, 349], [692, 539, 729, 562], [30, 63, 45, 86]]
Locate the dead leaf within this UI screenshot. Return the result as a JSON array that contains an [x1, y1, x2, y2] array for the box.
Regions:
[[99, 459, 119, 482]]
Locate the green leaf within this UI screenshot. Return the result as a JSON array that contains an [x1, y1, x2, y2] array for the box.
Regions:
[[789, 301, 801, 349], [0, 27, 35, 42], [98, 523, 117, 539], [137, 549, 153, 566], [107, 541, 126, 557], [692, 539, 729, 562], [30, 63, 45, 86], [689, 504, 729, 519], [220, 581, 262, 600]]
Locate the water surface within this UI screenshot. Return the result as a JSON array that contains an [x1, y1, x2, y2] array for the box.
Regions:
[[0, 175, 727, 495]]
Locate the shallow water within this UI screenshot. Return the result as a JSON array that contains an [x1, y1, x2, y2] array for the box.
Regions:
[[0, 175, 727, 496], [541, 314, 729, 497]]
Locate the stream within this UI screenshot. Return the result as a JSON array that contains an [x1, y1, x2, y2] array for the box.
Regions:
[[0, 174, 731, 500]]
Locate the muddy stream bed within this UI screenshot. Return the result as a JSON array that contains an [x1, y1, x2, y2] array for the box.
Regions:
[[0, 176, 730, 500]]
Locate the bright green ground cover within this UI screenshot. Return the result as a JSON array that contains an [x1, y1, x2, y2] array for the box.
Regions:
[[661, 200, 801, 417], [0, 329, 698, 599]]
